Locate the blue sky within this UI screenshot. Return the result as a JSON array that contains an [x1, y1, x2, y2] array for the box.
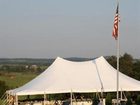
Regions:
[[0, 0, 140, 58]]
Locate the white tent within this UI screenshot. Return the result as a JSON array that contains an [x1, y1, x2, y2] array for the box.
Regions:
[[7, 56, 140, 96]]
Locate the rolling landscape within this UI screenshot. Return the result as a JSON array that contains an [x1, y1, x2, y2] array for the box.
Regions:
[[0, 53, 140, 104]]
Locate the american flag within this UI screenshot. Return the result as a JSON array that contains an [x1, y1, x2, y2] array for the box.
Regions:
[[112, 4, 119, 40]]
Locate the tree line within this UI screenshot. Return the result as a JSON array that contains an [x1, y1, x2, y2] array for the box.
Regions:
[[107, 53, 140, 81]]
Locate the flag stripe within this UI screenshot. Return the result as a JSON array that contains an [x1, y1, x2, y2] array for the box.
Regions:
[[112, 4, 119, 40]]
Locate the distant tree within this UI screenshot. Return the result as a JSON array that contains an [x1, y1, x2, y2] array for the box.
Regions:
[[126, 96, 132, 105], [1, 65, 10, 71], [107, 56, 117, 69], [126, 92, 132, 105], [136, 95, 140, 105], [119, 53, 133, 77], [92, 94, 99, 105], [105, 93, 112, 105], [107, 53, 140, 80], [133, 61, 140, 80]]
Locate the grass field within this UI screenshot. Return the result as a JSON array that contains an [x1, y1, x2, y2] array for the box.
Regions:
[[0, 72, 38, 89]]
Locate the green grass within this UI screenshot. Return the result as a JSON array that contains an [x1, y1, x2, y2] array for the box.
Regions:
[[0, 72, 37, 89]]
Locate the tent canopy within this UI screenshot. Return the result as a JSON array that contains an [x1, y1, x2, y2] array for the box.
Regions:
[[7, 56, 140, 96]]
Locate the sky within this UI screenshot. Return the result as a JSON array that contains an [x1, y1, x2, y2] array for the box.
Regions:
[[0, 0, 140, 58]]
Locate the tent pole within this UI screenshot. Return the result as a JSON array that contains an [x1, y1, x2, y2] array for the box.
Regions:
[[70, 89, 73, 105], [121, 90, 122, 100], [44, 93, 46, 105], [101, 90, 103, 105], [15, 95, 18, 105]]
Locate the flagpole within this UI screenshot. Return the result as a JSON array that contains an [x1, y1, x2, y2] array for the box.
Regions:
[[112, 0, 120, 104], [116, 0, 120, 105], [116, 25, 120, 105]]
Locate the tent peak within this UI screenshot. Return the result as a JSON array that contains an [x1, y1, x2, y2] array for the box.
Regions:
[[55, 56, 106, 63], [95, 56, 105, 61], [56, 56, 63, 59], [55, 56, 92, 63]]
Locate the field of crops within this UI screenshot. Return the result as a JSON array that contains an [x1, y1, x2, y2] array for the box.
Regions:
[[0, 72, 37, 89]]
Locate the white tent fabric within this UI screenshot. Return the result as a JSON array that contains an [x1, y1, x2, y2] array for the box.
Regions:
[[7, 56, 140, 96]]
